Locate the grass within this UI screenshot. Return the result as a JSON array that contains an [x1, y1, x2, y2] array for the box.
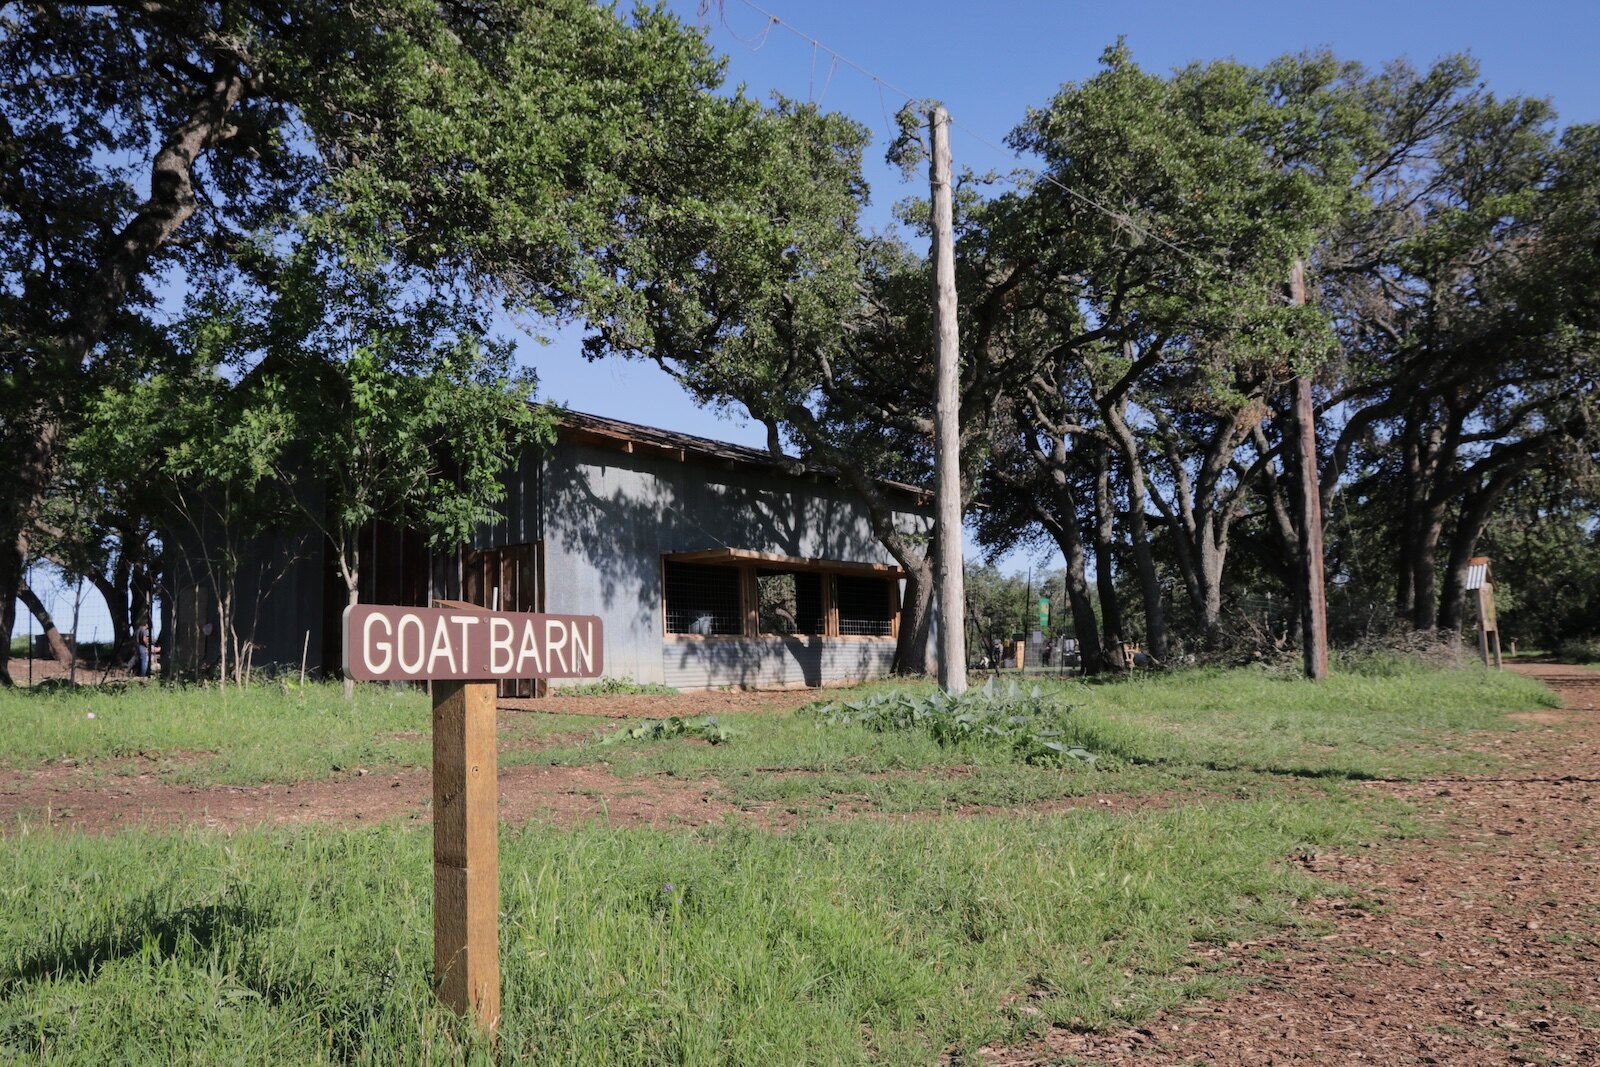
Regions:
[[543, 663, 1555, 811], [0, 659, 1562, 1063], [0, 661, 1548, 801], [556, 677, 679, 696], [0, 681, 594, 784], [0, 796, 1405, 1065]]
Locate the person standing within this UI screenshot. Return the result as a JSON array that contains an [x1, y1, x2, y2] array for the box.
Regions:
[[134, 618, 152, 678]]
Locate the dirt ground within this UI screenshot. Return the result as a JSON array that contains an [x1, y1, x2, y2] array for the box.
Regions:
[[985, 662, 1600, 1067], [5, 661, 1598, 1065]]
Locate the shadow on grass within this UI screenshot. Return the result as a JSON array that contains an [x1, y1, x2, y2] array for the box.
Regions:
[[0, 891, 268, 996], [1060, 718, 1385, 782], [0, 890, 414, 1062]]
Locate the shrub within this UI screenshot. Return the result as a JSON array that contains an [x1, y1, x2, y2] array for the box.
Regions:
[[1554, 637, 1600, 664], [598, 716, 732, 745], [559, 677, 679, 696], [799, 679, 1097, 766]]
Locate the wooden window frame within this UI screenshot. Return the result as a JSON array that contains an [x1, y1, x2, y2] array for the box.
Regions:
[[662, 551, 900, 642]]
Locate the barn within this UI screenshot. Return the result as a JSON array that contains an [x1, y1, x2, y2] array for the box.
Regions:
[[168, 410, 935, 692]]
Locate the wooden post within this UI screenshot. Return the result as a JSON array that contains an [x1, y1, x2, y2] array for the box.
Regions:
[[1290, 259, 1330, 681], [1476, 581, 1503, 671], [432, 678, 500, 1032], [928, 104, 968, 696]]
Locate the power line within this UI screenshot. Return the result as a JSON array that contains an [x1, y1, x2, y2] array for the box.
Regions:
[[704, 0, 920, 110], [945, 116, 1226, 276], [701, 0, 1228, 276]]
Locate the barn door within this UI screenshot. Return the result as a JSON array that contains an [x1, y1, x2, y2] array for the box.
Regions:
[[462, 542, 544, 698]]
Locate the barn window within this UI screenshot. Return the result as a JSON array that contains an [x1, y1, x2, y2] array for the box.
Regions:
[[757, 569, 824, 635], [836, 574, 895, 636], [664, 562, 743, 635]]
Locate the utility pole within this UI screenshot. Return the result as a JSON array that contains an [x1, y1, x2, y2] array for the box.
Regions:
[[1291, 259, 1329, 680], [929, 105, 967, 695]]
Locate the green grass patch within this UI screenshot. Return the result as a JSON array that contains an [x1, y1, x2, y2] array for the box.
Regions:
[[801, 680, 1099, 767], [0, 795, 1404, 1065], [544, 663, 1553, 811], [0, 681, 593, 784], [556, 677, 679, 696]]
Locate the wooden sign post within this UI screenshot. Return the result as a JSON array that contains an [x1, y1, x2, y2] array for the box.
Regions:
[[344, 600, 604, 1032], [1465, 557, 1503, 670], [432, 676, 500, 1028]]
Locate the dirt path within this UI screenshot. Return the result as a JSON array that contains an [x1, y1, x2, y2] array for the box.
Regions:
[[987, 663, 1600, 1067], [0, 760, 743, 833]]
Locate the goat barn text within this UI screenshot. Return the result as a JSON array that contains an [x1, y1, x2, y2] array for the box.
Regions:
[[342, 605, 604, 681]]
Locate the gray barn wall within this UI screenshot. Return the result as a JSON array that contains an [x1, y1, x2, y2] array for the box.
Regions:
[[166, 489, 328, 678], [538, 440, 932, 689], [183, 433, 935, 689]]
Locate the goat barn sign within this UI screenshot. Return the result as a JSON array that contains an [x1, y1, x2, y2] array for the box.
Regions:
[[343, 601, 603, 1033], [343, 604, 603, 682]]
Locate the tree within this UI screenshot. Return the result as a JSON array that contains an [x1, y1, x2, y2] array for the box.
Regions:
[[0, 0, 777, 684], [571, 98, 960, 674], [1324, 69, 1600, 632], [973, 47, 1361, 654], [76, 354, 301, 686]]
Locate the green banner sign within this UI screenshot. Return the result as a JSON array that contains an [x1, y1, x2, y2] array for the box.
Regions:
[[1037, 596, 1051, 630]]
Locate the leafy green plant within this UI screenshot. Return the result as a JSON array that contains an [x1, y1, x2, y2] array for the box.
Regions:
[[800, 679, 1097, 766], [560, 677, 679, 696], [598, 716, 732, 746]]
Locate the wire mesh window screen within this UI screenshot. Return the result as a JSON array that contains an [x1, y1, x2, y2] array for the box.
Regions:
[[757, 569, 823, 635], [664, 562, 744, 635], [836, 575, 894, 636]]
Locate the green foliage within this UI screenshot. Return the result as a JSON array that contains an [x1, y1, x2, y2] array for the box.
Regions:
[[0, 0, 812, 673], [1479, 469, 1600, 648], [599, 716, 733, 746], [558, 677, 679, 696], [801, 680, 1099, 766]]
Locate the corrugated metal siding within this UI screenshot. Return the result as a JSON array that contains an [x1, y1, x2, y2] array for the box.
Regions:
[[1466, 561, 1489, 590], [661, 638, 896, 691]]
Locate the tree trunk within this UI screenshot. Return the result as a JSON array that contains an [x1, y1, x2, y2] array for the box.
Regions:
[[1290, 345, 1329, 680], [1196, 520, 1227, 649], [1092, 444, 1125, 664], [894, 555, 935, 676], [1103, 402, 1168, 660], [1411, 506, 1446, 631], [0, 422, 58, 686], [342, 558, 360, 699], [1039, 463, 1106, 675], [1058, 526, 1105, 676], [0, 538, 20, 687], [927, 105, 967, 696], [158, 563, 174, 680], [16, 578, 74, 665], [130, 562, 154, 645], [90, 570, 132, 659], [1394, 428, 1422, 622]]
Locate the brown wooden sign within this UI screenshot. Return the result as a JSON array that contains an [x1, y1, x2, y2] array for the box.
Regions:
[[342, 604, 603, 681], [340, 601, 604, 1033]]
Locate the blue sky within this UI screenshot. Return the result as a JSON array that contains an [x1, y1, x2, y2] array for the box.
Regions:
[[21, 0, 1600, 637]]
